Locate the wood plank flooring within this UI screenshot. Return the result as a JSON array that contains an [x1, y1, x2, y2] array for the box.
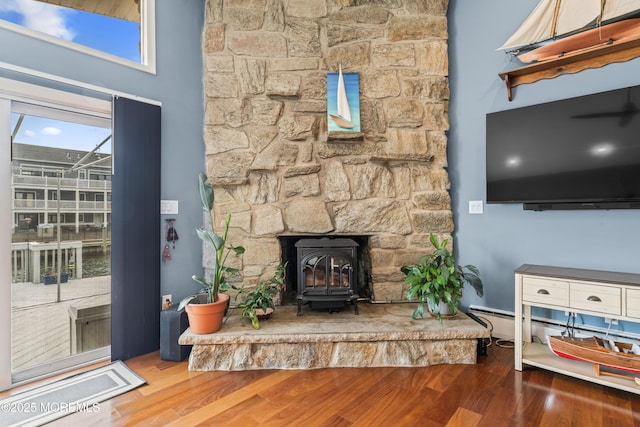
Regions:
[[16, 341, 640, 426]]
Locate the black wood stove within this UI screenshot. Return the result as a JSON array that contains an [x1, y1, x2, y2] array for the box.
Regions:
[[295, 237, 359, 316]]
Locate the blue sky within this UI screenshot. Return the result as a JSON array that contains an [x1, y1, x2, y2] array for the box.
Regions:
[[11, 114, 112, 154], [0, 0, 140, 62]]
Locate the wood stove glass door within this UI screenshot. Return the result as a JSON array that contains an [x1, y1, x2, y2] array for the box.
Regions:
[[301, 253, 352, 296]]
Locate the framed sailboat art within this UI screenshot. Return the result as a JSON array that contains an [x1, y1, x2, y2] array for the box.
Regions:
[[327, 65, 361, 133]]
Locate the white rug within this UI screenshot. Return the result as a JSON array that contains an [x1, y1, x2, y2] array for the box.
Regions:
[[0, 360, 145, 427]]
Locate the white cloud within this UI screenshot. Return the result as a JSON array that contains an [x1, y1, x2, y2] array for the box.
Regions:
[[23, 129, 35, 137], [0, 0, 75, 41], [41, 127, 62, 136]]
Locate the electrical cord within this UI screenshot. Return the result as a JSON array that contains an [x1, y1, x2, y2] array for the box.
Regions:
[[604, 321, 613, 340], [495, 338, 515, 348], [473, 314, 494, 348], [562, 312, 576, 337], [472, 314, 517, 348]]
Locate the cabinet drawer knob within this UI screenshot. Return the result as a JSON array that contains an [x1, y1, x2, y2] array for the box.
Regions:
[[587, 295, 602, 302], [537, 289, 550, 295]]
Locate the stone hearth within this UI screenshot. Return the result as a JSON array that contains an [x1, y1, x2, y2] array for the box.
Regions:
[[179, 303, 490, 371]]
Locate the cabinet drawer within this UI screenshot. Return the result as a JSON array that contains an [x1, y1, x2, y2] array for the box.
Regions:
[[626, 288, 640, 319], [522, 277, 569, 306], [569, 282, 621, 315]]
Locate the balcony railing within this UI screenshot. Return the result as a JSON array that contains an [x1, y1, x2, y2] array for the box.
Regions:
[[13, 200, 111, 211], [12, 174, 111, 191]]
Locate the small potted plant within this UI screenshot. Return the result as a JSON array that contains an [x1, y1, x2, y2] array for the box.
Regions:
[[238, 279, 279, 329], [178, 172, 245, 334], [401, 233, 483, 321]]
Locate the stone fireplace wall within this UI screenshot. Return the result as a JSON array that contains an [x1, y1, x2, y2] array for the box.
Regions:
[[202, 0, 451, 302]]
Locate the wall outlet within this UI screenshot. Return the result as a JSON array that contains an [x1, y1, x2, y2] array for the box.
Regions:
[[469, 200, 483, 214], [162, 294, 172, 305], [160, 200, 179, 215], [604, 317, 619, 325]]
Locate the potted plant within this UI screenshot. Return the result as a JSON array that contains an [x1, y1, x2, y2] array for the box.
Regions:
[[238, 279, 279, 329], [401, 233, 483, 321], [178, 172, 245, 334]]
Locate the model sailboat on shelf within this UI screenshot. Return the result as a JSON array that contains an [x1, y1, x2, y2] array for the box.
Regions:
[[329, 65, 355, 129], [499, 0, 640, 63], [548, 335, 640, 380]]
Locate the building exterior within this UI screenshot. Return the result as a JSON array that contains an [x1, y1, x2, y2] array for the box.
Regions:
[[12, 143, 111, 234]]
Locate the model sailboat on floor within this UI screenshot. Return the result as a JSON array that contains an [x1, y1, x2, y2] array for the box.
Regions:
[[500, 0, 640, 63], [329, 65, 354, 129]]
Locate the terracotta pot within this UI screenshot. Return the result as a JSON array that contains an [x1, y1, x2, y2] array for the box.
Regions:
[[185, 293, 229, 334]]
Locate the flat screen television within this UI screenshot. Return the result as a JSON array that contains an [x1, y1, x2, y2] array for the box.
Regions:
[[486, 85, 640, 210]]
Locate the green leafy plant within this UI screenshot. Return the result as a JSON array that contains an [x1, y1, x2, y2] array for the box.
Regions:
[[401, 233, 483, 321], [271, 261, 288, 293], [238, 280, 279, 329], [178, 172, 245, 311]]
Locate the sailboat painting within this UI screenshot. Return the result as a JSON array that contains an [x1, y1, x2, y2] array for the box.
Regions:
[[327, 66, 360, 133]]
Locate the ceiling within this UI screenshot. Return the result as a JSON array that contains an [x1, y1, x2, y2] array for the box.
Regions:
[[35, 0, 140, 22]]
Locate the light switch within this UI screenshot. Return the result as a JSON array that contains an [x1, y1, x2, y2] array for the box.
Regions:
[[161, 200, 179, 215], [469, 200, 483, 214]]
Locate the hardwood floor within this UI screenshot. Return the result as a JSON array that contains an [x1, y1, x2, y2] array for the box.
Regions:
[[29, 342, 640, 426]]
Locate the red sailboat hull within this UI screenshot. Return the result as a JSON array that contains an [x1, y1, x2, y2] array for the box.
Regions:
[[548, 335, 640, 376]]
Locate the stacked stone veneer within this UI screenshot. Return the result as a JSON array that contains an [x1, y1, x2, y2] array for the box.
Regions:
[[203, 0, 452, 302]]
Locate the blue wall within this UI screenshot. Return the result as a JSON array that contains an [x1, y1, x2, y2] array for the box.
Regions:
[[448, 0, 640, 317], [0, 0, 206, 304]]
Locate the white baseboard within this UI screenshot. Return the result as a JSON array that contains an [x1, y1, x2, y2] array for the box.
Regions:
[[468, 310, 580, 342], [468, 305, 640, 344]]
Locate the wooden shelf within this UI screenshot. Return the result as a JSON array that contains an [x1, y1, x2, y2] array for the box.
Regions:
[[499, 37, 640, 101]]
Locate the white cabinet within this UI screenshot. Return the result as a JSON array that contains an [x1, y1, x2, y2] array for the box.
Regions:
[[515, 264, 640, 395]]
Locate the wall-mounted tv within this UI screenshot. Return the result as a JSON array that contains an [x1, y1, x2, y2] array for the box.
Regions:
[[486, 85, 640, 210]]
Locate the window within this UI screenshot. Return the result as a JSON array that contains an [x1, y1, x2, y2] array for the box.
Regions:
[[90, 170, 110, 181], [15, 191, 35, 198], [0, 0, 156, 73], [20, 167, 39, 176]]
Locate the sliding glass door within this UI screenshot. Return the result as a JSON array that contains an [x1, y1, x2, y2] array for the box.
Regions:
[[0, 79, 112, 388]]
